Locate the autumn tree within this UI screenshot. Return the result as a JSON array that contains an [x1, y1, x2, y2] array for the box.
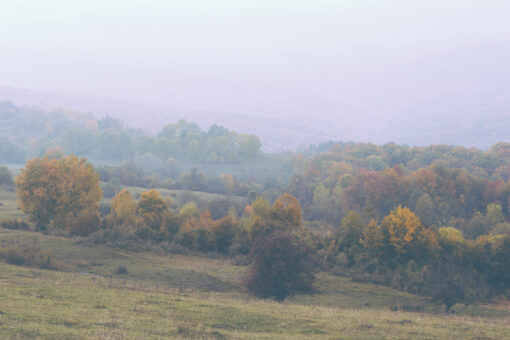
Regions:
[[16, 155, 102, 232], [134, 189, 174, 241], [246, 232, 315, 301], [110, 189, 137, 224], [175, 210, 214, 251], [270, 193, 301, 229], [137, 190, 168, 218], [362, 206, 439, 266], [246, 194, 302, 240], [210, 213, 239, 254]]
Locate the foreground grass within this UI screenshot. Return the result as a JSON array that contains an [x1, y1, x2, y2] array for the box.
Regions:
[[0, 228, 509, 338], [1, 263, 509, 339]]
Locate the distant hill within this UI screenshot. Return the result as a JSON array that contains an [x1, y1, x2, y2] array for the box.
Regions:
[[3, 85, 510, 151], [0, 86, 337, 152], [389, 92, 510, 149]]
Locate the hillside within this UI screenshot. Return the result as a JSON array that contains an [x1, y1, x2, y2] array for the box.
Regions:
[[0, 86, 336, 152], [1, 227, 509, 339]]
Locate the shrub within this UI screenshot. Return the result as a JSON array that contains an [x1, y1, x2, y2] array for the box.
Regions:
[[246, 232, 315, 301], [0, 238, 53, 269], [86, 225, 144, 251], [67, 209, 101, 236], [115, 265, 128, 274], [0, 219, 30, 230]]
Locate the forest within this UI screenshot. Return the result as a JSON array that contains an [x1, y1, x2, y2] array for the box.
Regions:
[[1, 102, 510, 338]]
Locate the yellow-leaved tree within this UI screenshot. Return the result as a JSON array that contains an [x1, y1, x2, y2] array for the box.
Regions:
[[110, 189, 137, 224], [246, 194, 302, 240], [136, 189, 168, 230], [270, 193, 301, 229], [16, 155, 102, 233], [362, 205, 439, 265]]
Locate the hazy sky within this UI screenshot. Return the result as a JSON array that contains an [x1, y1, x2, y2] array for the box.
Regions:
[[1, 0, 510, 141]]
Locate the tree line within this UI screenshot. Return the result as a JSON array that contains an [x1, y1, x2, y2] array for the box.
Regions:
[[9, 153, 510, 310], [0, 101, 261, 164]]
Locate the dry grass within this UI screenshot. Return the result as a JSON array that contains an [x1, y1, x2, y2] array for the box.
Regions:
[[0, 262, 509, 339]]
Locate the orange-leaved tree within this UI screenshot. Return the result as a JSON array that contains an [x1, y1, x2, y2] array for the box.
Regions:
[[16, 155, 102, 232]]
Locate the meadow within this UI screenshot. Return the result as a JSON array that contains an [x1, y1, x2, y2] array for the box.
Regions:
[[1, 187, 510, 339], [1, 227, 510, 339]]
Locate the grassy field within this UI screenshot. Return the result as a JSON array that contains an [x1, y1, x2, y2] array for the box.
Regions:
[[0, 187, 23, 221], [1, 186, 510, 339], [117, 185, 247, 207], [0, 228, 510, 339]]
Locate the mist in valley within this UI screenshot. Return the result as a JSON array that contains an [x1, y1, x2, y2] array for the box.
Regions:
[[1, 0, 510, 150]]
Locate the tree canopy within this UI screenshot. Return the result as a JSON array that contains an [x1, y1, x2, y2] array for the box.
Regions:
[[16, 155, 102, 231]]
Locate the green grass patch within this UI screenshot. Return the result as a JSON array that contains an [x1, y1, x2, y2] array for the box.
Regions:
[[0, 228, 509, 338], [0, 262, 509, 339]]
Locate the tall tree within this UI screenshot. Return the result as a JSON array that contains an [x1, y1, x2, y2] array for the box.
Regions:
[[16, 155, 102, 231]]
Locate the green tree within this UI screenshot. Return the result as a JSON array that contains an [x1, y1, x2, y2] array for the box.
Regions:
[[238, 134, 261, 159], [0, 166, 14, 186], [179, 202, 200, 220], [415, 193, 436, 226], [339, 210, 365, 249], [486, 203, 504, 226]]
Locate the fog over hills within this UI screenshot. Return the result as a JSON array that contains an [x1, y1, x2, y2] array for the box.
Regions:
[[0, 86, 339, 152], [1, 1, 510, 150], [2, 84, 510, 151]]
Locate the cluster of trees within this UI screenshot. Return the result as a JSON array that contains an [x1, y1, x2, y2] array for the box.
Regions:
[[300, 141, 510, 180], [13, 155, 313, 300], [97, 162, 255, 198], [99, 190, 302, 255], [13, 154, 297, 254], [0, 102, 261, 165], [137, 120, 261, 163], [12, 153, 510, 309], [59, 120, 262, 164], [290, 141, 510, 225], [316, 206, 510, 311], [291, 160, 510, 235], [101, 190, 314, 300], [0, 101, 96, 162]]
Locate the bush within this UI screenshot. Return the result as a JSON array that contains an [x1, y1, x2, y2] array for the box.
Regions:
[[0, 238, 53, 269], [67, 209, 101, 236], [115, 265, 128, 274], [86, 226, 144, 251], [0, 219, 30, 230], [246, 232, 315, 301]]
